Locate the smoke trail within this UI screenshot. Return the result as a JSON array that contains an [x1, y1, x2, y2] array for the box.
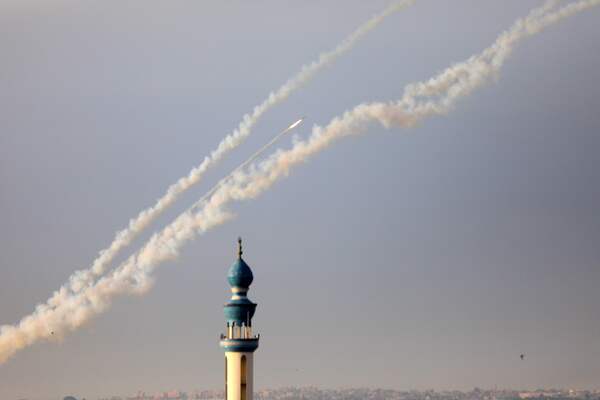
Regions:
[[57, 0, 415, 298], [1, 0, 415, 361], [193, 119, 303, 209], [1, 0, 597, 364]]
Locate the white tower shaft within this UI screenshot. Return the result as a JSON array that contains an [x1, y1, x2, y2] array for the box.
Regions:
[[225, 351, 254, 400]]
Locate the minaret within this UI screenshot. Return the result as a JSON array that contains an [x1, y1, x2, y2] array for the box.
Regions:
[[220, 238, 259, 400]]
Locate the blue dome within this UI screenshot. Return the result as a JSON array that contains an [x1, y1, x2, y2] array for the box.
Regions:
[[228, 258, 254, 288]]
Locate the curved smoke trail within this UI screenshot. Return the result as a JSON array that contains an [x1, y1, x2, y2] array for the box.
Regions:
[[1, 0, 597, 364], [59, 0, 415, 296]]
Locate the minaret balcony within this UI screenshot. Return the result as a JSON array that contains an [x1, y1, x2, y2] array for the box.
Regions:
[[220, 335, 259, 353]]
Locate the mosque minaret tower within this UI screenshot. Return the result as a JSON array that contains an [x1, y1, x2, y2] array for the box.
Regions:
[[220, 238, 260, 400]]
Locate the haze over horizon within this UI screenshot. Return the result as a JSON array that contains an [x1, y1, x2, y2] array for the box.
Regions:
[[1, 1, 599, 399]]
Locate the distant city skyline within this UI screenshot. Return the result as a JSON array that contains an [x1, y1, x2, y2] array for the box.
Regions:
[[42, 387, 600, 400], [1, 1, 599, 399]]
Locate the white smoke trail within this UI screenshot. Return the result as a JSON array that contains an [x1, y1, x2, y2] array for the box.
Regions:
[[193, 119, 303, 209], [58, 0, 415, 297], [1, 0, 597, 364]]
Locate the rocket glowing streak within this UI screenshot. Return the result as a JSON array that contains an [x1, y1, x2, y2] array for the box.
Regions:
[[189, 117, 304, 214], [286, 118, 304, 132]]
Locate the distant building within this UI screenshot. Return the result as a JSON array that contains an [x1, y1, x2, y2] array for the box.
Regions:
[[219, 238, 260, 400]]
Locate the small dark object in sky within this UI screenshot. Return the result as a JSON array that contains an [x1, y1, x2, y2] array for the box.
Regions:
[[520, 354, 525, 360]]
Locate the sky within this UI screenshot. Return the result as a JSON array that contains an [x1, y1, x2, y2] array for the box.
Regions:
[[1, 1, 599, 399]]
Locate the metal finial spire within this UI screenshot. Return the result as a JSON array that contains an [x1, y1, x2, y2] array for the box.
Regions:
[[237, 237, 243, 259]]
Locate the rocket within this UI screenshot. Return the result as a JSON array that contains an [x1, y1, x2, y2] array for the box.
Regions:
[[285, 117, 304, 132], [189, 117, 306, 214]]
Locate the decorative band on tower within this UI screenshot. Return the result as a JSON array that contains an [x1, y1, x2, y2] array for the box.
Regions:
[[220, 238, 259, 400]]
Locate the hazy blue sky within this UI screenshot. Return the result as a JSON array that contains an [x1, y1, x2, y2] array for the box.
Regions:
[[1, 1, 599, 399]]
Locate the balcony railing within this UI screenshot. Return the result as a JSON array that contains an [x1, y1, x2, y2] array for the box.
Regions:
[[221, 324, 259, 340]]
